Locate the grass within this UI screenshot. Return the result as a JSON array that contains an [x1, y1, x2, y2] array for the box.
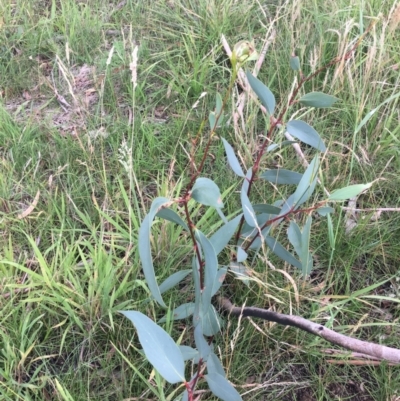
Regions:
[[1, 0, 400, 400]]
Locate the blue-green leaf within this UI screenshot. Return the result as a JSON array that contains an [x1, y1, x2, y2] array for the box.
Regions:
[[296, 176, 318, 208], [241, 168, 253, 194], [199, 305, 223, 336], [156, 208, 188, 230], [192, 256, 201, 303], [287, 219, 313, 275], [209, 111, 216, 130], [241, 213, 272, 251], [328, 183, 372, 201], [209, 214, 243, 255], [159, 270, 191, 294], [205, 373, 242, 401], [286, 120, 326, 152], [292, 155, 319, 208], [216, 207, 228, 223], [215, 93, 223, 116], [179, 345, 199, 362], [158, 303, 195, 323], [120, 311, 185, 384], [139, 197, 171, 307], [237, 247, 248, 262], [221, 138, 245, 177], [246, 71, 275, 115], [207, 353, 226, 377], [241, 189, 257, 227], [316, 206, 334, 216], [260, 169, 303, 185], [192, 177, 224, 208], [194, 322, 211, 359], [287, 221, 302, 256], [290, 56, 301, 71], [265, 236, 302, 269], [273, 193, 296, 226], [241, 213, 270, 236], [195, 230, 218, 314], [229, 261, 251, 285], [299, 92, 339, 108], [252, 204, 281, 215], [211, 267, 228, 297], [300, 216, 313, 276]]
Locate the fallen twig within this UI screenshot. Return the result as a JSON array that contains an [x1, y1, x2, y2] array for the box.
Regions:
[[218, 297, 400, 364]]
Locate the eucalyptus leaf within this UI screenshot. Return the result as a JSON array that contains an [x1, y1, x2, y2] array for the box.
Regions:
[[290, 56, 301, 71], [246, 70, 275, 115], [240, 213, 268, 237], [273, 193, 296, 226], [252, 204, 281, 215], [292, 155, 319, 208], [300, 216, 313, 276], [299, 92, 339, 108], [265, 236, 302, 269], [328, 183, 372, 201], [194, 323, 211, 360], [158, 303, 195, 323], [207, 353, 226, 377], [159, 270, 191, 294], [216, 207, 228, 223], [229, 262, 251, 286], [221, 137, 245, 177], [156, 208, 188, 230], [237, 247, 248, 262], [121, 311, 185, 384], [209, 111, 216, 130], [211, 267, 228, 297], [179, 345, 199, 362], [260, 169, 303, 185], [241, 189, 257, 227], [139, 197, 172, 307], [192, 177, 224, 208], [215, 92, 223, 116], [241, 168, 253, 194], [199, 304, 223, 336], [287, 221, 302, 256], [195, 229, 218, 314], [286, 120, 326, 152], [316, 206, 334, 216], [209, 214, 243, 255], [181, 390, 188, 401], [205, 373, 242, 401], [210, 94, 224, 128]]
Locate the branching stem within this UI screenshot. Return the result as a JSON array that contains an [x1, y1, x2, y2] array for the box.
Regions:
[[233, 20, 377, 248]]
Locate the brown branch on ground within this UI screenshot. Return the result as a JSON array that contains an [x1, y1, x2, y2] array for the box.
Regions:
[[218, 297, 400, 364]]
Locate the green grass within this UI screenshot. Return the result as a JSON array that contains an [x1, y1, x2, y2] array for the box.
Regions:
[[1, 0, 400, 400]]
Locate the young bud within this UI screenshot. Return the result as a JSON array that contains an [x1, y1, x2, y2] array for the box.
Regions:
[[231, 40, 258, 66]]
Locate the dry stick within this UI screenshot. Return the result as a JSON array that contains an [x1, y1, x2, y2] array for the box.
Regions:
[[218, 297, 400, 364]]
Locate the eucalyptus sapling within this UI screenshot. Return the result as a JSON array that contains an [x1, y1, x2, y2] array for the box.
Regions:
[[121, 25, 398, 401]]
